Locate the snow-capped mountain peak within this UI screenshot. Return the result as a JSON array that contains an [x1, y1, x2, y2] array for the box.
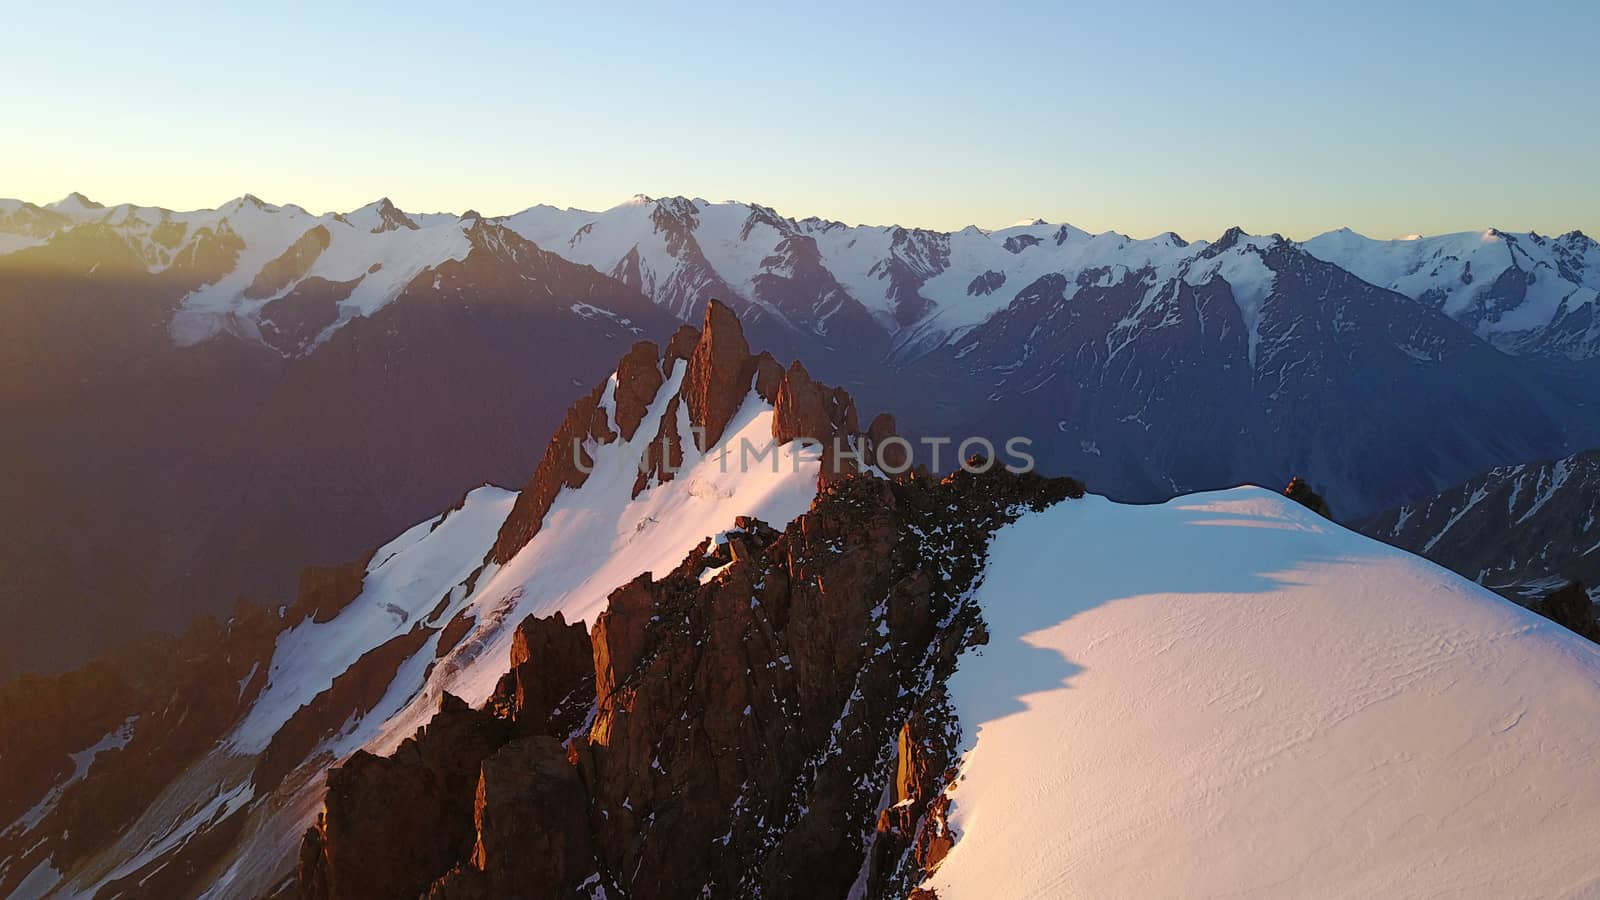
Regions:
[[45, 192, 104, 214], [342, 197, 420, 234]]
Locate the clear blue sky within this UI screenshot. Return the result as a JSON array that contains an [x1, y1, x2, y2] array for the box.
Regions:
[[3, 0, 1596, 239]]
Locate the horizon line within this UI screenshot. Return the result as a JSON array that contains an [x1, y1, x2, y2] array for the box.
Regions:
[[4, 189, 1591, 247]]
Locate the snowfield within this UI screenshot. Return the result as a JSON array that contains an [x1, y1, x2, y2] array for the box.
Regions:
[[931, 488, 1600, 899]]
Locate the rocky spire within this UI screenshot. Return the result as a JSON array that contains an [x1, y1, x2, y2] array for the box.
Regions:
[[491, 299, 897, 566], [682, 298, 753, 451]]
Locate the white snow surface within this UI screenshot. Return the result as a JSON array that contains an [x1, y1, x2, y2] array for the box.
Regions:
[[931, 487, 1600, 900], [1304, 227, 1599, 349], [9, 860, 63, 900], [0, 233, 43, 256], [167, 199, 473, 349], [228, 484, 519, 754]]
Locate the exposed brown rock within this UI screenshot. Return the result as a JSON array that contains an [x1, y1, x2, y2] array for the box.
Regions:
[[749, 351, 785, 403], [590, 573, 661, 714], [1531, 580, 1598, 642], [772, 359, 865, 486], [613, 340, 664, 441], [772, 360, 833, 446], [246, 224, 332, 299], [305, 693, 510, 900], [872, 697, 962, 888], [566, 467, 1083, 898], [485, 612, 593, 736], [663, 324, 700, 371], [168, 221, 246, 283], [682, 299, 753, 450], [367, 198, 420, 233], [434, 607, 476, 659], [1284, 476, 1332, 519], [466, 736, 595, 896], [298, 820, 330, 900], [287, 552, 375, 625]]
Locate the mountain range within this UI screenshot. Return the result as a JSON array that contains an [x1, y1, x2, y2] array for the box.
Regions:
[[3, 192, 1599, 679], [1364, 447, 1600, 602], [5, 304, 1598, 899]]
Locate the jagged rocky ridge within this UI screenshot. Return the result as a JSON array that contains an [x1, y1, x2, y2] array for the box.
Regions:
[[298, 464, 1082, 900]]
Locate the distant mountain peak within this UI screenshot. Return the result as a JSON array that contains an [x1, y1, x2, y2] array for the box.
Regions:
[[219, 193, 273, 215], [344, 197, 420, 233], [1202, 225, 1249, 256], [49, 191, 104, 212]]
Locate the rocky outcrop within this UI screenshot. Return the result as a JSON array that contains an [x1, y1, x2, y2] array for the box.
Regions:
[[295, 462, 1083, 900], [773, 359, 862, 485], [246, 225, 332, 299], [571, 466, 1083, 898], [1283, 476, 1332, 519], [485, 612, 593, 736], [426, 737, 596, 900], [1530, 581, 1598, 643], [286, 551, 376, 625], [772, 359, 855, 446], [871, 697, 962, 885], [613, 340, 665, 441], [750, 351, 785, 403], [167, 220, 246, 284], [682, 298, 753, 450], [435, 608, 477, 660], [633, 394, 686, 499], [302, 693, 510, 900], [664, 323, 700, 368], [368, 198, 420, 233]]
